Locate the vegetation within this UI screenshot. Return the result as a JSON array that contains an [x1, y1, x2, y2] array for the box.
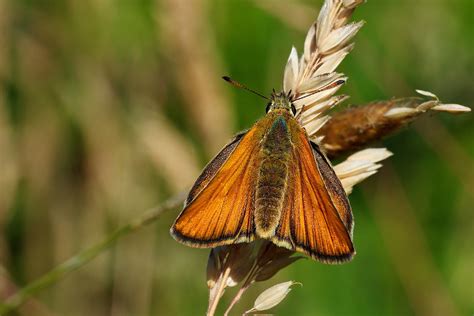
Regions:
[[0, 0, 472, 315]]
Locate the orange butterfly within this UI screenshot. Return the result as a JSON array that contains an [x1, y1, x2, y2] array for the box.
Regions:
[[170, 80, 354, 263]]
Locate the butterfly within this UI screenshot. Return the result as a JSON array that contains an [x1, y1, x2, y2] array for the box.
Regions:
[[170, 78, 354, 263]]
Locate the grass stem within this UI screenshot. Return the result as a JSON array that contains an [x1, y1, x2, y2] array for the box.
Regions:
[[0, 192, 185, 315]]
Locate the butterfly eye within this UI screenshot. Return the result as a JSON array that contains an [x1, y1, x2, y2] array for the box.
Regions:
[[291, 103, 297, 115], [266, 102, 272, 113]]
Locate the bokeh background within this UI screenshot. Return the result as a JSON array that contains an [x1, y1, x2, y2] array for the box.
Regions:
[[0, 0, 473, 315]]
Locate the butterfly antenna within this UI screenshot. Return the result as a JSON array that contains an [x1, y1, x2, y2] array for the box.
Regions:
[[293, 80, 345, 118], [222, 76, 269, 100], [293, 79, 346, 102]]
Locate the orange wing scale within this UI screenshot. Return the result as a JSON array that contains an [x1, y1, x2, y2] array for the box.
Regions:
[[171, 128, 261, 247], [273, 129, 354, 263]]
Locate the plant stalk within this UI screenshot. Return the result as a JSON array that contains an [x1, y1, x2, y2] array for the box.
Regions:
[[207, 267, 231, 316], [0, 192, 185, 315]]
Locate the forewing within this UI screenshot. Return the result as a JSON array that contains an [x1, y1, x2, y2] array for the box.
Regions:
[[171, 128, 261, 247], [186, 131, 246, 205], [273, 130, 354, 263]]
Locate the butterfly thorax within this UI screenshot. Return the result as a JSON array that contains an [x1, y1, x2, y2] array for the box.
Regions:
[[255, 109, 296, 238]]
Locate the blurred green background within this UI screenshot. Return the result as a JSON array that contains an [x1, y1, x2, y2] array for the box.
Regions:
[[0, 0, 472, 315]]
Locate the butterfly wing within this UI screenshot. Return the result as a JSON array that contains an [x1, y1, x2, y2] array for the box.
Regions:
[[272, 126, 355, 263], [171, 128, 262, 247], [310, 142, 353, 234], [185, 131, 246, 205]]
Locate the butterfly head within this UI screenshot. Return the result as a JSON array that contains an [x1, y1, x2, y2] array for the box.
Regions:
[[267, 90, 297, 115]]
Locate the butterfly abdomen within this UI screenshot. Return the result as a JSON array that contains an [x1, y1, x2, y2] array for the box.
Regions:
[[255, 115, 293, 238]]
